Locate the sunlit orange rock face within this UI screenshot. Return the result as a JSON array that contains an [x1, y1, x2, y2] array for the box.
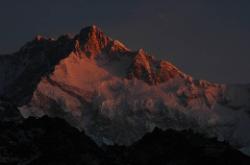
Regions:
[[75, 25, 111, 58], [127, 49, 155, 84], [1, 25, 250, 154], [127, 49, 187, 84], [156, 61, 186, 82]]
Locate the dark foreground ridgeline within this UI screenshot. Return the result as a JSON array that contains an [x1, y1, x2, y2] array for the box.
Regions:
[[0, 100, 249, 165]]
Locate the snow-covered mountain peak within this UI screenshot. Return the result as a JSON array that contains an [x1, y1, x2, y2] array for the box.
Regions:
[[1, 25, 250, 156], [76, 25, 112, 57], [34, 35, 47, 42], [108, 40, 130, 53]]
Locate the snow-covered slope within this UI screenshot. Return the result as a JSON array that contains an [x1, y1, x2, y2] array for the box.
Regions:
[[1, 25, 250, 155]]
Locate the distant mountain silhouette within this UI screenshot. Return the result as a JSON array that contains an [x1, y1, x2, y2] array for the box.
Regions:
[[0, 101, 249, 165]]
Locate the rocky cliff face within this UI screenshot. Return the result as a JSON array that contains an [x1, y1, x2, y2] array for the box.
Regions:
[[0, 25, 250, 155]]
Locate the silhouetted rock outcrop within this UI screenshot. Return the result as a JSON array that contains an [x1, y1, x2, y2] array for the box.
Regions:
[[0, 115, 249, 164]]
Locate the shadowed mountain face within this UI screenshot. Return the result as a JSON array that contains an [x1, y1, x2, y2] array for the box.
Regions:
[[0, 102, 250, 165], [0, 35, 74, 105], [0, 25, 250, 155]]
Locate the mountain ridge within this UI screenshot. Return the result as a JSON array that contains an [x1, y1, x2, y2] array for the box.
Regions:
[[1, 101, 249, 164], [0, 25, 250, 155]]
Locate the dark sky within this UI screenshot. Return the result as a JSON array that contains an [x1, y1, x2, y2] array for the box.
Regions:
[[0, 0, 250, 84]]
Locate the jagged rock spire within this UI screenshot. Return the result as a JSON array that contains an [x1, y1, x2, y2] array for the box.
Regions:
[[75, 25, 111, 57]]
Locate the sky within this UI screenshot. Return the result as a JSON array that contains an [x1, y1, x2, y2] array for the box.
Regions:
[[0, 0, 250, 84]]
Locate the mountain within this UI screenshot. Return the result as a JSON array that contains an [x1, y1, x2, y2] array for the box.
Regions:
[[0, 102, 249, 165], [0, 25, 250, 155]]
